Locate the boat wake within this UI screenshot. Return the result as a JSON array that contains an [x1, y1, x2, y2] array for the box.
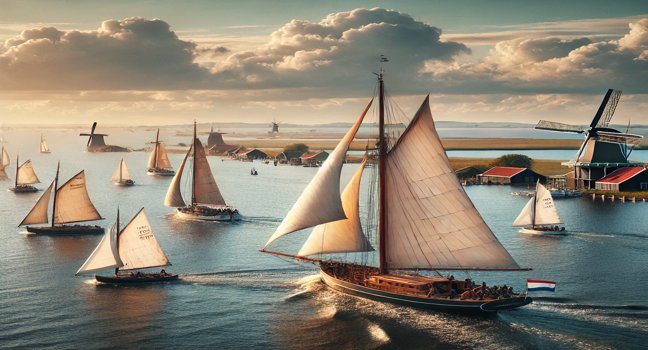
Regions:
[[180, 268, 311, 291]]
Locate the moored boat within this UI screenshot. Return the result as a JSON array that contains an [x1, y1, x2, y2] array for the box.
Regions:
[[76, 208, 178, 284], [513, 181, 566, 235], [165, 122, 240, 222], [19, 162, 104, 235], [262, 64, 532, 313]]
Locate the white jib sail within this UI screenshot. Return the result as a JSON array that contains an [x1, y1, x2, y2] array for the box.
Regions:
[[164, 145, 191, 207], [512, 198, 534, 227], [111, 159, 131, 182], [264, 99, 373, 248], [117, 209, 170, 270], [17, 160, 40, 185], [40, 138, 50, 153], [384, 96, 521, 270], [54, 171, 103, 224], [192, 138, 226, 206], [19, 182, 53, 226], [533, 182, 563, 225], [1, 147, 10, 168], [298, 158, 373, 256], [76, 222, 122, 274]]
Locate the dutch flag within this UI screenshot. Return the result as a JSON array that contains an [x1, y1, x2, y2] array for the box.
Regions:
[[527, 279, 556, 292]]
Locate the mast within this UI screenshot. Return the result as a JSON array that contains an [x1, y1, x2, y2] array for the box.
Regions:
[[15, 154, 19, 188], [119, 159, 123, 182], [154, 129, 160, 169], [51, 162, 60, 227], [115, 207, 120, 276], [532, 187, 537, 228], [378, 67, 387, 274], [191, 121, 197, 206]]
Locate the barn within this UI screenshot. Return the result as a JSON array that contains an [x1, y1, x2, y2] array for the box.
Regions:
[[478, 166, 545, 185], [594, 167, 648, 192], [301, 151, 329, 167]]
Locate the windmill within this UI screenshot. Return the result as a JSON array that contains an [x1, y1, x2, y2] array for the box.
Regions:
[[207, 126, 227, 148], [535, 89, 644, 189], [79, 122, 109, 151], [270, 119, 281, 133]]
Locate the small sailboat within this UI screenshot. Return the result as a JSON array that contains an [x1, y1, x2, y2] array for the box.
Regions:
[[40, 135, 51, 154], [261, 67, 532, 313], [76, 208, 177, 284], [165, 122, 241, 222], [251, 167, 258, 176], [19, 162, 104, 235], [0, 146, 11, 179], [513, 182, 566, 235], [9, 154, 40, 193], [111, 158, 135, 186], [147, 129, 175, 176]]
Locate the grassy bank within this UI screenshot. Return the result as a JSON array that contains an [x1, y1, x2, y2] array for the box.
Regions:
[[448, 157, 570, 176]]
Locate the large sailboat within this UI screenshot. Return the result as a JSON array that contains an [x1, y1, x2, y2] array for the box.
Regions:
[[40, 135, 51, 154], [0, 146, 10, 179], [165, 122, 240, 222], [19, 163, 104, 235], [111, 158, 135, 186], [76, 208, 177, 284], [261, 69, 532, 313], [513, 182, 565, 235], [147, 129, 175, 176], [9, 155, 40, 193]]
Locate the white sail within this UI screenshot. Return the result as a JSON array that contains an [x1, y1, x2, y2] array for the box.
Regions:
[[111, 159, 131, 182], [147, 146, 157, 169], [2, 147, 10, 167], [164, 145, 191, 207], [76, 223, 122, 274], [117, 209, 170, 270], [40, 137, 50, 153], [298, 159, 373, 256], [148, 143, 173, 170], [384, 96, 521, 270], [533, 182, 563, 225], [192, 138, 226, 206], [17, 160, 40, 185], [54, 171, 103, 224], [264, 100, 372, 248], [512, 198, 534, 227], [19, 182, 53, 226]]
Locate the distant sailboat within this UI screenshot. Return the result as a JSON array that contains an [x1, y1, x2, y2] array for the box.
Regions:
[[147, 129, 175, 176], [251, 167, 258, 176], [19, 162, 104, 235], [261, 66, 532, 313], [9, 154, 40, 193], [0, 146, 10, 179], [76, 208, 177, 284], [111, 158, 135, 186], [40, 135, 51, 154], [165, 122, 241, 222], [513, 182, 565, 235]]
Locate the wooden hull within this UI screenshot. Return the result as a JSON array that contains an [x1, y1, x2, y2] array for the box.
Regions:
[[175, 206, 241, 222], [320, 268, 532, 313], [9, 185, 38, 193], [147, 168, 175, 176], [95, 273, 179, 284], [113, 180, 135, 186], [26, 225, 104, 235], [519, 227, 566, 235]]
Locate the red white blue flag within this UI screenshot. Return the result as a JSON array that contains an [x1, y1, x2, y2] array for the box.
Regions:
[[527, 279, 556, 292]]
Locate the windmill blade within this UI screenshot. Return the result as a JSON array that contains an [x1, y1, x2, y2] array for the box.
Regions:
[[535, 120, 585, 133], [596, 131, 643, 147], [87, 122, 97, 146], [591, 89, 622, 129]]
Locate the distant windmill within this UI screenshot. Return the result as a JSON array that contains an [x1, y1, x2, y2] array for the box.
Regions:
[[536, 89, 644, 189], [270, 119, 282, 133], [79, 122, 109, 151], [207, 126, 227, 148]]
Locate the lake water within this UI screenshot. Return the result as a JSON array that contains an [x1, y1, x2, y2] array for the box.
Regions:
[[1, 130, 647, 349]]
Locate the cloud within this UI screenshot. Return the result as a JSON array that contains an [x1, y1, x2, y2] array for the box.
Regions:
[[0, 17, 208, 89], [423, 18, 648, 94]]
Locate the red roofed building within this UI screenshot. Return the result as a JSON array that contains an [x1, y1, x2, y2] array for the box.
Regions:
[[478, 166, 545, 185], [300, 151, 329, 167], [595, 166, 648, 192], [233, 148, 269, 161]]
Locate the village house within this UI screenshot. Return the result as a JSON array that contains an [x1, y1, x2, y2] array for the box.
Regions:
[[478, 166, 545, 185]]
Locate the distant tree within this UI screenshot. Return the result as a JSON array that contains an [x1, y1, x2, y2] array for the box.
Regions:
[[490, 154, 533, 168], [284, 143, 309, 153]]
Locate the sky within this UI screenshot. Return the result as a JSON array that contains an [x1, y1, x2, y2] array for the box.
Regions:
[[0, 0, 646, 126]]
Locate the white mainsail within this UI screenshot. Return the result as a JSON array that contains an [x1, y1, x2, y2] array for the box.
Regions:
[[532, 182, 562, 225], [19, 182, 53, 226], [298, 158, 373, 256], [512, 198, 534, 227], [111, 159, 132, 182], [1, 147, 10, 168], [193, 139, 226, 206], [384, 96, 521, 270], [164, 145, 191, 207], [17, 160, 40, 185], [264, 100, 373, 248], [148, 142, 173, 170], [40, 137, 50, 153], [54, 171, 102, 224], [76, 223, 122, 274], [117, 209, 170, 270]]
